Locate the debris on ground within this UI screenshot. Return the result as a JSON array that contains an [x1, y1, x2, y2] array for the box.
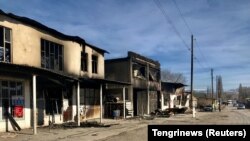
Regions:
[[126, 115, 155, 120], [41, 121, 112, 130], [151, 109, 171, 118]]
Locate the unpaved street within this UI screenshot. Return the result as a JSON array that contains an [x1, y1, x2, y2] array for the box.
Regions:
[[163, 105, 250, 125], [1, 105, 250, 141], [100, 105, 250, 141]]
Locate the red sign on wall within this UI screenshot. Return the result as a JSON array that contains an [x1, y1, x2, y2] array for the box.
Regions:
[[14, 106, 23, 118]]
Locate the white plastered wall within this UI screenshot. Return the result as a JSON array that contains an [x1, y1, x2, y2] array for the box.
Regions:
[[0, 15, 82, 77], [80, 45, 105, 79]]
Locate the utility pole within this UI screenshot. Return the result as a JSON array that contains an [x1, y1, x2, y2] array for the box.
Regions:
[[211, 69, 214, 106], [215, 76, 218, 101], [191, 34, 195, 117]]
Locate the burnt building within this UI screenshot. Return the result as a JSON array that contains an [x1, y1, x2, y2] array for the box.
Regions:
[[105, 51, 161, 116], [161, 82, 187, 110], [0, 9, 130, 133]]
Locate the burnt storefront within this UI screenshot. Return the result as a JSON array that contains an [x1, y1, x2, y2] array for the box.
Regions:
[[105, 51, 161, 116], [0, 9, 108, 134]]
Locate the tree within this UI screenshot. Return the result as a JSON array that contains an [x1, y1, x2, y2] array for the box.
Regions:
[[216, 75, 223, 111], [238, 84, 250, 102], [238, 84, 243, 101], [217, 75, 223, 100], [161, 69, 187, 84]]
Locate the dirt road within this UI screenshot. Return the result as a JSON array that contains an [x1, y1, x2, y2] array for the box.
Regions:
[[100, 105, 250, 141], [1, 105, 249, 141]]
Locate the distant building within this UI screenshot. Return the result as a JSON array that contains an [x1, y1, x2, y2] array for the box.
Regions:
[[105, 51, 161, 116], [161, 82, 187, 110]]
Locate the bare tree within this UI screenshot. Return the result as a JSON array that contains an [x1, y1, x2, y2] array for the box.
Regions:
[[161, 69, 187, 84], [217, 75, 223, 99], [238, 84, 250, 103], [238, 84, 243, 101], [216, 75, 223, 111]]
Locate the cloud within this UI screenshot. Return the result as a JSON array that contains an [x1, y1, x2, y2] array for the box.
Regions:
[[1, 0, 250, 90]]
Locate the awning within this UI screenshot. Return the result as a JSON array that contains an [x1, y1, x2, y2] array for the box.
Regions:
[[79, 78, 131, 88], [0, 62, 78, 83]]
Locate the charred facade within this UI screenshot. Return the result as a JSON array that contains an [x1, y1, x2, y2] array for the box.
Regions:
[[0, 9, 112, 132], [105, 51, 161, 116]]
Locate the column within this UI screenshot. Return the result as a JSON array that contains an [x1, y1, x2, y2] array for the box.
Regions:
[[32, 75, 37, 135], [100, 84, 103, 123], [147, 88, 150, 114], [77, 81, 80, 126], [123, 87, 126, 119]]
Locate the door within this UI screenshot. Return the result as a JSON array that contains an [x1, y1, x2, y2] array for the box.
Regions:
[[149, 91, 158, 114], [136, 90, 147, 116]]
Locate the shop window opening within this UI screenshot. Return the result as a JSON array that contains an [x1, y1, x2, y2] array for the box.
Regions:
[[0, 80, 24, 120]]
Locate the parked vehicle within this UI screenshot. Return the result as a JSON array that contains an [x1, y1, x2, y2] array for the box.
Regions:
[[203, 105, 213, 112], [237, 103, 245, 109], [233, 103, 238, 107]]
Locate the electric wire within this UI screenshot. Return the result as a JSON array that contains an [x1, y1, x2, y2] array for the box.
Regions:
[[154, 0, 212, 89], [171, 0, 210, 71], [172, 0, 193, 34], [195, 39, 211, 69], [153, 0, 191, 51]]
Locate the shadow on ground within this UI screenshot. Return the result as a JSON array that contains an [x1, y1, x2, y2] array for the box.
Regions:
[[41, 121, 114, 130]]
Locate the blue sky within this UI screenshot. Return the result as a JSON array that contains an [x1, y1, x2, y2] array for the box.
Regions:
[[1, 0, 250, 91]]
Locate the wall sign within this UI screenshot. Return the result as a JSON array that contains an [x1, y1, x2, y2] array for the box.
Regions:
[[12, 96, 24, 118]]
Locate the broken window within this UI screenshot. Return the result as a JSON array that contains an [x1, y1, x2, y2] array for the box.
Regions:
[[80, 88, 100, 105], [132, 62, 146, 79], [0, 80, 24, 120], [41, 39, 63, 71], [44, 89, 62, 115], [149, 68, 160, 82], [0, 26, 11, 62], [0, 47, 3, 61], [0, 27, 3, 47], [163, 92, 170, 106], [92, 55, 98, 74], [81, 52, 88, 72]]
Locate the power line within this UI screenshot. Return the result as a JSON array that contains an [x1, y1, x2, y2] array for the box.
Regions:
[[154, 0, 211, 77], [195, 39, 211, 69], [194, 56, 207, 70], [154, 0, 206, 69], [172, 0, 193, 34], [170, 0, 211, 70], [153, 0, 190, 51], [171, 0, 210, 70]]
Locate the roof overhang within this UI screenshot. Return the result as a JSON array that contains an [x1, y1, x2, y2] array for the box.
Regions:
[[79, 77, 131, 86], [0, 62, 78, 83], [161, 81, 187, 89]]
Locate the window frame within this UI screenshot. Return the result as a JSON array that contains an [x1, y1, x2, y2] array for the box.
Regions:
[[41, 39, 63, 71], [92, 55, 98, 74], [0, 26, 12, 63], [132, 62, 146, 79], [80, 88, 100, 105], [81, 52, 88, 72], [0, 80, 25, 120]]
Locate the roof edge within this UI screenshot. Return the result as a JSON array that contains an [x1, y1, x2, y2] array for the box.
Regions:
[[0, 9, 107, 54], [86, 42, 109, 54]]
